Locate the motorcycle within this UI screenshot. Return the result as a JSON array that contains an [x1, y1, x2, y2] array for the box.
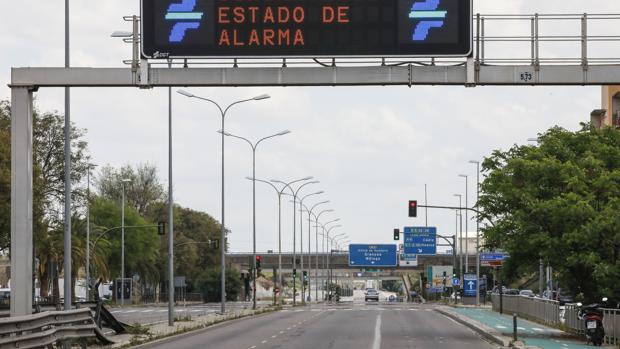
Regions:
[[576, 297, 607, 347]]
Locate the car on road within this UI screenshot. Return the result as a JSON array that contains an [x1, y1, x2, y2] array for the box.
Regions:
[[365, 288, 379, 302], [519, 289, 535, 297]]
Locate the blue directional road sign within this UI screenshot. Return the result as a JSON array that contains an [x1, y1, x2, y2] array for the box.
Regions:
[[480, 252, 510, 266], [349, 244, 397, 267], [452, 277, 460, 286], [463, 274, 477, 297], [403, 227, 437, 255]]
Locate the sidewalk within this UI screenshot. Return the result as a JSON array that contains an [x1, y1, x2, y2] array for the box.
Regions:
[[90, 306, 280, 348], [444, 307, 613, 349]]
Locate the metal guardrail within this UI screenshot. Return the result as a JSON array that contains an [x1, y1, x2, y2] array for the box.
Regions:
[[564, 303, 620, 346], [143, 13, 620, 68], [491, 294, 559, 325], [0, 308, 113, 348], [492, 295, 620, 346]]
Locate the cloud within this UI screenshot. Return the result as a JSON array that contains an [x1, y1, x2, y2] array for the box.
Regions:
[[1, 1, 616, 252]]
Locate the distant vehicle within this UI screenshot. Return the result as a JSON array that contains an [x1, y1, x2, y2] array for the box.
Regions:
[[365, 288, 379, 302], [541, 289, 574, 305], [0, 288, 10, 299], [504, 289, 520, 295], [519, 290, 535, 297]]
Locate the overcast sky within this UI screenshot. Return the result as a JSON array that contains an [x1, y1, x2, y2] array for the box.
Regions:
[[1, 1, 618, 254]]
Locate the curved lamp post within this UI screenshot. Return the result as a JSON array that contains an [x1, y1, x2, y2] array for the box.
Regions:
[[221, 130, 290, 309], [178, 90, 270, 314], [254, 177, 311, 305], [272, 179, 318, 305], [297, 191, 324, 303], [308, 201, 329, 302]]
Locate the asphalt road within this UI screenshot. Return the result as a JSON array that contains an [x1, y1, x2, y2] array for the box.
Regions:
[[136, 303, 498, 349], [110, 302, 271, 325]]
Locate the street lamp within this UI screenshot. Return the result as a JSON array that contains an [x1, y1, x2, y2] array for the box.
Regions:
[[308, 201, 329, 302], [85, 163, 97, 301], [458, 174, 469, 273], [271, 179, 318, 305], [453, 193, 463, 286], [178, 90, 270, 314], [120, 178, 131, 306], [317, 213, 336, 300], [323, 227, 343, 298], [221, 130, 290, 310], [253, 177, 311, 305], [469, 160, 481, 306], [298, 191, 324, 303]]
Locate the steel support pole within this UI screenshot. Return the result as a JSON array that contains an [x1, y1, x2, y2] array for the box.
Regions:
[[10, 87, 33, 317], [63, 0, 72, 312], [278, 196, 282, 305], [464, 177, 469, 273], [539, 258, 544, 297], [220, 114, 226, 314], [315, 219, 319, 302], [86, 169, 90, 301], [424, 184, 428, 226], [475, 162, 480, 306], [167, 69, 175, 326], [292, 197, 297, 305], [121, 183, 125, 306], [322, 226, 326, 300], [252, 149, 257, 310], [307, 211, 312, 302], [299, 203, 304, 304]]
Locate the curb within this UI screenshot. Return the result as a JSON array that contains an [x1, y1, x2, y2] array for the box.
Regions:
[[436, 307, 514, 348], [115, 307, 281, 348]]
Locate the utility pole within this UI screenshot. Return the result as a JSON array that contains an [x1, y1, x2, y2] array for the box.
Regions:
[[63, 0, 72, 314], [539, 258, 544, 298]]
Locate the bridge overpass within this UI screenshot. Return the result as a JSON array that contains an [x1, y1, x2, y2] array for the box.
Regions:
[[226, 252, 478, 272]]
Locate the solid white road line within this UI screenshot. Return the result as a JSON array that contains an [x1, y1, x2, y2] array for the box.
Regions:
[[372, 313, 382, 349]]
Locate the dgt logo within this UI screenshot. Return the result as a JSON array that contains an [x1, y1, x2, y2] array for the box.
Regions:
[[165, 0, 205, 43], [408, 0, 447, 41]]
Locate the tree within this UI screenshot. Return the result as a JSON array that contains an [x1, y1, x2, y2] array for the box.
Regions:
[[147, 202, 223, 293], [96, 164, 165, 216], [0, 100, 91, 302], [89, 197, 160, 284], [195, 267, 242, 302], [478, 124, 620, 302]]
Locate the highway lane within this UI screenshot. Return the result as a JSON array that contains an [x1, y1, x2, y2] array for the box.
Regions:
[[110, 301, 272, 325], [135, 303, 499, 349]]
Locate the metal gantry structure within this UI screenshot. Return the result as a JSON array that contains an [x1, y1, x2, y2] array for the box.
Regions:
[[8, 12, 620, 316]]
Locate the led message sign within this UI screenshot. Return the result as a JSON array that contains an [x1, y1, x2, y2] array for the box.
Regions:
[[142, 0, 472, 58]]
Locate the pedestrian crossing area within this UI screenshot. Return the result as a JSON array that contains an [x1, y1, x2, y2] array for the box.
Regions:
[[110, 308, 217, 315], [280, 307, 434, 313]]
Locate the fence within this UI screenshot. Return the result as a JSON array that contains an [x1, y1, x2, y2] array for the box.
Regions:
[[0, 308, 113, 348], [492, 294, 620, 346], [491, 294, 560, 325]]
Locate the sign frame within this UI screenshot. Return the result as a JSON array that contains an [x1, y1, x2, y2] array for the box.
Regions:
[[403, 226, 437, 255], [480, 252, 509, 267], [140, 0, 473, 59], [463, 273, 477, 297], [348, 244, 398, 267]]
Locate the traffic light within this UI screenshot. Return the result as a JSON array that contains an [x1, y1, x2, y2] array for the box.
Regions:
[[293, 269, 297, 278], [393, 228, 400, 241], [408, 200, 418, 217], [303, 271, 308, 285], [256, 255, 262, 274], [157, 221, 166, 235]]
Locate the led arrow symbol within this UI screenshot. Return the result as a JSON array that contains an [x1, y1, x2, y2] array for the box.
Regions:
[[409, 0, 448, 41]]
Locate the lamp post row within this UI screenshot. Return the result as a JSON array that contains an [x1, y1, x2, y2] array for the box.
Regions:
[[181, 90, 343, 309]]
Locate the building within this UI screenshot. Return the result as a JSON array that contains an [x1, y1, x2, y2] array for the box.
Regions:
[[591, 86, 620, 128], [456, 232, 485, 256]]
